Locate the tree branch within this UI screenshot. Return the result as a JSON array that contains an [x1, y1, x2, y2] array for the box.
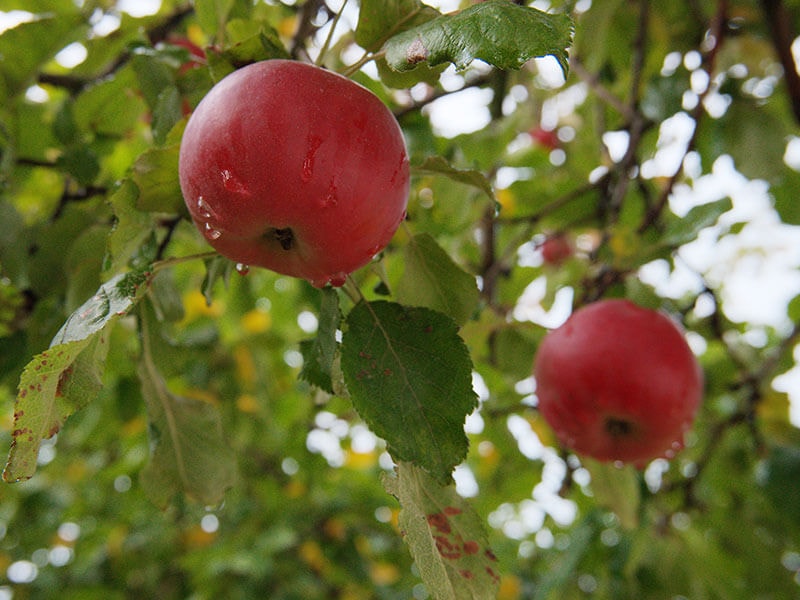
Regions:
[[760, 0, 800, 125]]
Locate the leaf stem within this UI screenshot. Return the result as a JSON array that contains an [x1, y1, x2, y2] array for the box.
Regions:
[[316, 0, 350, 67], [151, 251, 219, 274], [342, 49, 386, 77]]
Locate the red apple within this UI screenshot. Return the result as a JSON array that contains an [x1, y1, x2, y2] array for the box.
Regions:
[[540, 233, 572, 266], [533, 299, 703, 465], [529, 126, 560, 150], [178, 59, 410, 287]]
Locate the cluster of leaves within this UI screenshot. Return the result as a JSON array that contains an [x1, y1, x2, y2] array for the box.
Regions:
[[1, 1, 799, 599]]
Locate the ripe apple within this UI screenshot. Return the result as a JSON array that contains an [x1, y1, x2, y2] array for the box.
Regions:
[[540, 233, 572, 266], [533, 299, 703, 465], [529, 126, 560, 151], [178, 59, 410, 287]]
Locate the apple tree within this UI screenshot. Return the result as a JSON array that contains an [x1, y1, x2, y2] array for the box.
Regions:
[[1, 0, 799, 598]]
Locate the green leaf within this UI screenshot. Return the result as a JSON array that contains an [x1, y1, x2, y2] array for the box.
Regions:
[[771, 167, 800, 225], [53, 271, 150, 345], [299, 288, 341, 393], [356, 0, 440, 51], [105, 180, 156, 276], [151, 86, 183, 146], [201, 256, 233, 305], [356, 0, 445, 88], [533, 512, 600, 600], [3, 267, 148, 481], [0, 13, 85, 100], [397, 233, 479, 326], [384, 0, 573, 76], [131, 143, 184, 214], [224, 19, 291, 63], [662, 197, 732, 247], [3, 333, 108, 482], [72, 65, 147, 136], [584, 459, 641, 529], [383, 462, 500, 600], [341, 301, 477, 483], [414, 156, 496, 205], [57, 144, 100, 186], [138, 300, 237, 507], [130, 50, 177, 112]]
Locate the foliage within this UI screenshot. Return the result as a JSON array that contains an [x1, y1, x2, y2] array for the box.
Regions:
[[1, 0, 799, 598]]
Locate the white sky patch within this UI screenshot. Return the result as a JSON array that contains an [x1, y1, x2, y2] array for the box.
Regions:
[[55, 42, 87, 68], [0, 10, 34, 34], [117, 0, 161, 17], [424, 86, 494, 137]]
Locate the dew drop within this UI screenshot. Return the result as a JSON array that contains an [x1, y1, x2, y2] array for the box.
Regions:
[[204, 222, 222, 240], [320, 181, 338, 208], [328, 273, 347, 287], [302, 136, 323, 182], [221, 169, 247, 194], [196, 196, 212, 219], [235, 263, 250, 276]]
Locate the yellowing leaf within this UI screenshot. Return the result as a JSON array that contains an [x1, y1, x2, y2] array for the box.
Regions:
[[383, 462, 500, 600]]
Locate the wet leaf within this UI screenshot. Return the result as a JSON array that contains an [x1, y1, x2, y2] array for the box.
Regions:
[[384, 0, 573, 75], [341, 301, 477, 483], [2, 272, 149, 482]]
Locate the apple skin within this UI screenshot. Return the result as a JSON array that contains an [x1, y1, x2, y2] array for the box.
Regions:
[[533, 299, 703, 466], [529, 126, 560, 151], [179, 59, 410, 287], [540, 233, 572, 266]]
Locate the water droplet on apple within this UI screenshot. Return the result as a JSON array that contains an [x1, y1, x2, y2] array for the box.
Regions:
[[235, 263, 250, 276], [302, 135, 323, 182], [319, 181, 338, 208], [204, 222, 222, 240], [328, 273, 347, 287], [196, 196, 212, 219], [221, 169, 247, 194]]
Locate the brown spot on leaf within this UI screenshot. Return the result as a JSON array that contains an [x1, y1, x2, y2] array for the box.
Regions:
[[406, 37, 429, 65], [463, 540, 479, 555], [427, 512, 451, 534], [434, 535, 461, 560], [56, 366, 74, 398]]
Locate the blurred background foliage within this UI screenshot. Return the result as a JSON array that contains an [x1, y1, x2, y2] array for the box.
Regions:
[[0, 0, 799, 598]]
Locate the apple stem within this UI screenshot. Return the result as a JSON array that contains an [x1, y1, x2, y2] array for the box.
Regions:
[[341, 275, 364, 304], [342, 50, 385, 78]]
